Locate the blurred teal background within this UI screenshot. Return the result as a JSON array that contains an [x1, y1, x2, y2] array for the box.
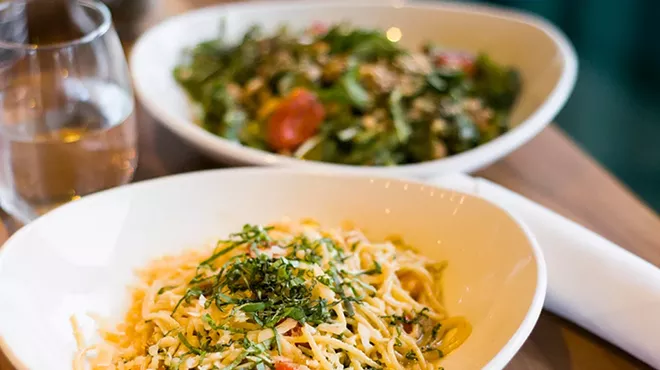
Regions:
[[474, 0, 660, 211]]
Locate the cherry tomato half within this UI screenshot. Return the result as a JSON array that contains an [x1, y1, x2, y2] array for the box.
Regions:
[[267, 88, 325, 151]]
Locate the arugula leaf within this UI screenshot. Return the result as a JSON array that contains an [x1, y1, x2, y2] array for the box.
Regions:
[[198, 82, 246, 142], [427, 73, 448, 93], [322, 25, 403, 61], [473, 53, 521, 110], [389, 89, 412, 143], [341, 67, 371, 110], [447, 114, 480, 154]]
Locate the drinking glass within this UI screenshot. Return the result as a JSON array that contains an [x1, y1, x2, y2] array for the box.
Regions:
[[0, 0, 137, 223]]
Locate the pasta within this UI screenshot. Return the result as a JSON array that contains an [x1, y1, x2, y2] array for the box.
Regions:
[[73, 219, 471, 369]]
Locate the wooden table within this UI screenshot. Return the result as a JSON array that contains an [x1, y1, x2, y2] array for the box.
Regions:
[[2, 1, 659, 369]]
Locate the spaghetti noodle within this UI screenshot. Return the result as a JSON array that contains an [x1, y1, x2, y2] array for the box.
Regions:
[[73, 219, 471, 369]]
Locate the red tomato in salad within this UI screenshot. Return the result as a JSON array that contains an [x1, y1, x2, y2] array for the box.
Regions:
[[433, 52, 475, 75], [267, 88, 325, 151]]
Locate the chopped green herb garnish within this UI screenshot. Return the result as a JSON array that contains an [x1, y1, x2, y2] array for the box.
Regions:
[[178, 333, 203, 356], [157, 285, 177, 295], [358, 261, 382, 276], [431, 323, 442, 339], [405, 350, 418, 361], [125, 221, 464, 369]]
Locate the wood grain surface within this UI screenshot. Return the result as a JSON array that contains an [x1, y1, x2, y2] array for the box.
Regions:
[[1, 1, 659, 369]]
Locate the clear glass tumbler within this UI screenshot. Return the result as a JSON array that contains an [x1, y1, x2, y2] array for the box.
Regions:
[[0, 0, 137, 222]]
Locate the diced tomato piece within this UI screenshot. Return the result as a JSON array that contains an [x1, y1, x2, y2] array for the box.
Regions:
[[433, 52, 475, 75], [267, 88, 325, 151], [275, 358, 299, 370], [403, 314, 413, 333]]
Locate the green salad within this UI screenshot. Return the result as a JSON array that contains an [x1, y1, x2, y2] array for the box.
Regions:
[[174, 22, 521, 166]]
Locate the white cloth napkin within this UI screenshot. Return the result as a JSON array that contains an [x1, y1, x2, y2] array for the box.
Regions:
[[429, 173, 660, 368]]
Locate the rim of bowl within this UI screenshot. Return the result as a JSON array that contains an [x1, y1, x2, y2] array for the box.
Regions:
[[0, 168, 547, 370], [130, 0, 578, 176]]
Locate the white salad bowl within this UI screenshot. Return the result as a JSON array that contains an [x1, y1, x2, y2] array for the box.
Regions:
[[130, 0, 577, 178], [0, 169, 546, 369]]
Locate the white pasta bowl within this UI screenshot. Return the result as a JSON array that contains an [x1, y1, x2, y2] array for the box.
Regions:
[[0, 169, 546, 369], [130, 0, 577, 178]]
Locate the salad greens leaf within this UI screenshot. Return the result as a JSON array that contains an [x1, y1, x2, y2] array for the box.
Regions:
[[340, 66, 371, 110], [389, 89, 411, 143], [473, 53, 522, 110]]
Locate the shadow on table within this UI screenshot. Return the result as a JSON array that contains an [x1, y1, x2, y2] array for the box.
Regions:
[[133, 104, 220, 182]]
